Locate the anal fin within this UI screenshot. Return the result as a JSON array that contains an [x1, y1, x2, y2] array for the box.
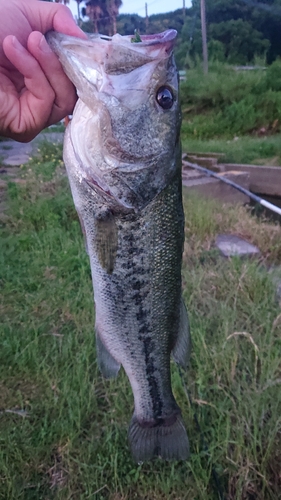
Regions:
[[172, 298, 191, 369], [96, 331, 120, 379]]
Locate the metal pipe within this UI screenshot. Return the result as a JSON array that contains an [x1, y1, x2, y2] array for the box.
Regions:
[[183, 159, 281, 217]]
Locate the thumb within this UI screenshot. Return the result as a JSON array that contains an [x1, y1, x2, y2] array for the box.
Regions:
[[30, 0, 87, 39]]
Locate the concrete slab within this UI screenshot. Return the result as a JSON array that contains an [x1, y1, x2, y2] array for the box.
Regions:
[[182, 168, 250, 205], [223, 163, 281, 197], [0, 141, 32, 166], [0, 132, 64, 166], [185, 155, 221, 172], [215, 234, 260, 258], [2, 154, 30, 166], [184, 152, 225, 160]]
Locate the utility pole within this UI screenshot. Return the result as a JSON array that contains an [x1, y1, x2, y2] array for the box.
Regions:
[[145, 3, 149, 30], [183, 0, 185, 18], [76, 0, 81, 22], [200, 0, 208, 74]]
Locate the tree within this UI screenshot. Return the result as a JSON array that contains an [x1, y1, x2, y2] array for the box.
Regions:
[[83, 0, 122, 35], [84, 0, 104, 33], [209, 19, 269, 64], [74, 0, 83, 21], [106, 0, 122, 35]]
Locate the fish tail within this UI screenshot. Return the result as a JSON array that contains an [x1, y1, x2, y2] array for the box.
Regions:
[[128, 413, 189, 463]]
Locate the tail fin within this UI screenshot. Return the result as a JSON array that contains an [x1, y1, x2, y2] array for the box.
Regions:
[[128, 413, 189, 462]]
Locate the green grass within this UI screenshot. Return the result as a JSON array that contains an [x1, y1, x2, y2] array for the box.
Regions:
[[180, 60, 281, 140], [42, 123, 65, 134], [182, 134, 281, 165], [1, 143, 281, 499]]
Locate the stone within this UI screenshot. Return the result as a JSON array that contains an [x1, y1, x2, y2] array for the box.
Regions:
[[215, 234, 260, 258]]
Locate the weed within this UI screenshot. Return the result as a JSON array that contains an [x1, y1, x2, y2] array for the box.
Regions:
[[0, 144, 280, 499], [182, 134, 281, 165], [181, 61, 281, 139]]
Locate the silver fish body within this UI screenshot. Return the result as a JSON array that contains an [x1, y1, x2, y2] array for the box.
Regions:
[[47, 30, 191, 462]]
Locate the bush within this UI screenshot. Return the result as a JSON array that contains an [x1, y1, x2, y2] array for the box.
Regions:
[[181, 62, 281, 138], [265, 59, 281, 92]]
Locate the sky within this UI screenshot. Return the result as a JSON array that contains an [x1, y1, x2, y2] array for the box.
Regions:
[[68, 0, 192, 21], [119, 0, 192, 16]]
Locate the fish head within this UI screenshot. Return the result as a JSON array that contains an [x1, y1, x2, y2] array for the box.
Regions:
[[47, 30, 181, 210]]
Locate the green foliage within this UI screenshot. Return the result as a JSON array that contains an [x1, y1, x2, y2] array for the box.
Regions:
[[209, 19, 269, 64], [181, 61, 281, 139], [265, 59, 281, 91], [182, 134, 281, 165], [115, 1, 281, 67], [0, 143, 281, 499]]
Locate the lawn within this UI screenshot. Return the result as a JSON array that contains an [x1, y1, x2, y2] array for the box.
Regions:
[[0, 143, 281, 499], [182, 134, 281, 166]]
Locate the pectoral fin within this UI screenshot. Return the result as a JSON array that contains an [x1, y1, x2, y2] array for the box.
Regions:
[[94, 212, 118, 274], [96, 331, 121, 379], [172, 299, 191, 369]]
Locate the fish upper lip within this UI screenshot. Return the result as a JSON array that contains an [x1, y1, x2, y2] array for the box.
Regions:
[[47, 29, 177, 59], [82, 30, 177, 47]]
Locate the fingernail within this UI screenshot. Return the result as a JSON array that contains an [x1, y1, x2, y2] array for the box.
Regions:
[[39, 35, 52, 54], [11, 36, 25, 52]]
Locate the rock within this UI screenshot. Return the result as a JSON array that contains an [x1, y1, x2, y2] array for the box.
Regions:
[[215, 234, 260, 258]]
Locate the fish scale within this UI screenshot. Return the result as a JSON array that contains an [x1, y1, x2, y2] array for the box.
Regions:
[[47, 28, 191, 462]]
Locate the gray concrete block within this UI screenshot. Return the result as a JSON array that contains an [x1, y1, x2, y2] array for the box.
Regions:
[[215, 234, 260, 258], [185, 155, 220, 172], [223, 163, 281, 197], [0, 132, 64, 166], [182, 169, 250, 205]]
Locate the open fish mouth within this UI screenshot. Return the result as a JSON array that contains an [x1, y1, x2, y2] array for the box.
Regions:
[[46, 29, 177, 83], [94, 29, 178, 55], [47, 29, 177, 52]]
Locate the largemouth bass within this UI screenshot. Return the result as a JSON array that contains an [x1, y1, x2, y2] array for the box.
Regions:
[[47, 29, 190, 462]]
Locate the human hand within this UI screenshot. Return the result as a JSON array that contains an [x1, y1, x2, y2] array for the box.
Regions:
[[0, 0, 87, 142]]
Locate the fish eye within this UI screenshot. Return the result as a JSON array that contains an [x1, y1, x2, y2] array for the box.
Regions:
[[156, 86, 174, 109]]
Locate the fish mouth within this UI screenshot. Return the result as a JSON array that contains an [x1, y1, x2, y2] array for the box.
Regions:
[[93, 29, 178, 55], [47, 29, 177, 52], [46, 29, 177, 77]]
